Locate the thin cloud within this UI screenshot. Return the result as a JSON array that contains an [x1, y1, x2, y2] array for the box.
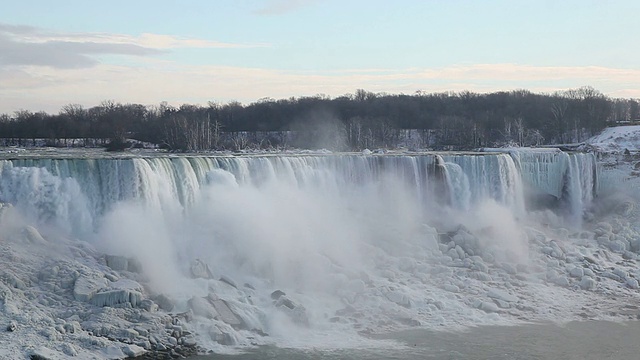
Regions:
[[0, 22, 266, 69]]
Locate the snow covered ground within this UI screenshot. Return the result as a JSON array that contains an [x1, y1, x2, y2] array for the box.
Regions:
[[585, 125, 640, 154], [1, 127, 640, 359]]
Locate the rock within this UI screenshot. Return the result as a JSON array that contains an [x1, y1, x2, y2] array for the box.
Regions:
[[211, 298, 244, 328], [553, 276, 570, 287], [443, 284, 460, 293], [273, 295, 309, 325], [219, 275, 238, 289], [271, 290, 286, 300], [494, 299, 511, 309], [487, 288, 518, 303], [609, 240, 626, 252], [63, 321, 81, 334], [385, 290, 411, 308], [569, 267, 584, 278], [188, 296, 219, 319], [190, 259, 213, 279], [30, 348, 63, 360], [626, 278, 639, 289], [105, 255, 128, 271], [61, 343, 78, 357], [22, 225, 46, 244], [154, 294, 175, 312], [139, 299, 158, 312], [6, 320, 17, 332], [471, 260, 489, 273], [168, 336, 178, 347], [470, 271, 492, 281], [580, 276, 596, 290], [501, 263, 517, 275], [208, 325, 238, 345], [475, 300, 499, 313], [73, 275, 108, 302], [613, 268, 628, 281], [122, 344, 146, 357], [602, 271, 622, 282], [90, 279, 143, 307]]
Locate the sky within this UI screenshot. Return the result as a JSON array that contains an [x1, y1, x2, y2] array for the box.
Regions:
[[1, 0, 639, 114]]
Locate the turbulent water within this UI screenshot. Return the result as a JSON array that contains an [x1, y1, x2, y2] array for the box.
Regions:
[[4, 148, 634, 359]]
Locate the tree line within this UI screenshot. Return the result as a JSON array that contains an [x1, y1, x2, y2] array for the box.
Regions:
[[0, 87, 638, 151]]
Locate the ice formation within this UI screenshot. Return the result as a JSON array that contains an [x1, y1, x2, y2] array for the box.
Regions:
[[0, 148, 639, 359]]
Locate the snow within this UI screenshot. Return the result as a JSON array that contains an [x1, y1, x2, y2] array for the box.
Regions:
[[585, 125, 640, 153], [0, 134, 640, 358]]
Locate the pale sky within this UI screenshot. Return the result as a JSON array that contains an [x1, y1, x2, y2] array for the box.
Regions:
[[1, 0, 639, 114]]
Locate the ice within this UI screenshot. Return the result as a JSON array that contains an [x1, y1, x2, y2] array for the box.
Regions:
[[0, 145, 640, 356]]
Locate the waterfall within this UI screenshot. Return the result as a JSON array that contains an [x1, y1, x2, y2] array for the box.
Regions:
[[0, 151, 598, 238]]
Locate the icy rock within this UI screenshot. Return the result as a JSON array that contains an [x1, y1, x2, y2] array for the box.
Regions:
[[61, 343, 78, 357], [583, 268, 595, 278], [386, 290, 411, 308], [122, 344, 146, 357], [30, 347, 66, 360], [63, 321, 81, 334], [22, 225, 46, 244], [90, 279, 143, 307], [190, 259, 213, 279], [6, 320, 17, 332], [271, 290, 286, 300], [211, 297, 244, 328], [139, 299, 158, 312], [73, 275, 108, 302], [475, 300, 499, 313], [188, 296, 218, 319], [219, 275, 238, 289], [580, 276, 596, 290], [553, 276, 570, 287], [613, 268, 628, 281], [609, 240, 627, 252], [471, 260, 489, 273], [154, 294, 175, 311], [91, 289, 142, 307], [501, 263, 517, 275], [494, 299, 511, 309], [602, 271, 622, 282], [470, 271, 492, 282], [569, 267, 584, 278], [596, 222, 613, 234], [626, 278, 639, 289], [273, 295, 309, 326], [443, 284, 460, 293], [487, 288, 518, 303], [105, 255, 128, 271], [208, 325, 238, 345]]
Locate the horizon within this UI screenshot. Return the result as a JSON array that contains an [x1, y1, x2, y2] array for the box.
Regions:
[[1, 0, 639, 114]]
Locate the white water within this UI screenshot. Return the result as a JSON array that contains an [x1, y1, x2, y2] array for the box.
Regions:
[[0, 151, 602, 351]]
